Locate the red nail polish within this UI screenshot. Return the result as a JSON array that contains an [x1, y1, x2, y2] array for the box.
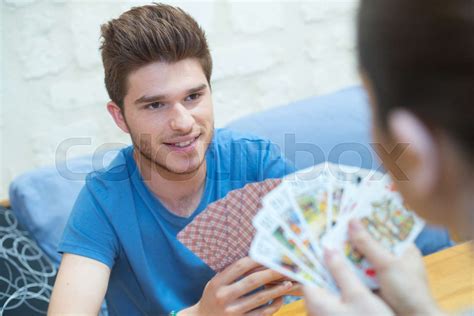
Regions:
[[365, 269, 377, 278]]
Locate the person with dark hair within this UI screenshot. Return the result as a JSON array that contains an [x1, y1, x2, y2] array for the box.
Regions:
[[304, 0, 473, 315], [48, 3, 298, 315]]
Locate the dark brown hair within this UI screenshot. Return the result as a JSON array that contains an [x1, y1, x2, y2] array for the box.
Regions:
[[100, 3, 212, 109], [357, 0, 474, 158]]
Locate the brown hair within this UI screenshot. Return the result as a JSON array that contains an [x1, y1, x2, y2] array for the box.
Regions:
[[357, 0, 474, 159], [100, 3, 212, 109]]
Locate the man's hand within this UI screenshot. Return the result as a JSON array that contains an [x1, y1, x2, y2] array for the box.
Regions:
[[304, 219, 445, 316], [180, 257, 297, 316]]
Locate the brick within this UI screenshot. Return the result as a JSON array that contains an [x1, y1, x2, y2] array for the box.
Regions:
[[17, 29, 72, 79], [229, 2, 285, 34], [32, 120, 101, 167], [18, 4, 55, 36], [300, 1, 357, 23], [310, 57, 360, 95], [69, 2, 123, 70], [4, 0, 37, 8], [49, 76, 108, 110], [212, 41, 279, 81], [305, 18, 355, 61], [169, 1, 217, 36]]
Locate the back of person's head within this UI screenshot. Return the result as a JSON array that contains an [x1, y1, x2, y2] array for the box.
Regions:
[[100, 3, 212, 109], [357, 0, 474, 161], [357, 0, 474, 238]]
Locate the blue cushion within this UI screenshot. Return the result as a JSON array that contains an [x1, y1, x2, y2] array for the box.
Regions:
[[226, 86, 381, 171], [9, 153, 117, 265], [414, 225, 453, 256]]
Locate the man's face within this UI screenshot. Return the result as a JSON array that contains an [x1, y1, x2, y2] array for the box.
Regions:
[[120, 58, 214, 176]]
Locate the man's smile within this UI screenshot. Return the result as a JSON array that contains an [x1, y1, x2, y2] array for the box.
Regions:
[[163, 133, 201, 152]]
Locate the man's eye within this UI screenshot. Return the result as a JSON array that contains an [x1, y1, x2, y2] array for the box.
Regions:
[[146, 102, 165, 110], [185, 93, 202, 102]]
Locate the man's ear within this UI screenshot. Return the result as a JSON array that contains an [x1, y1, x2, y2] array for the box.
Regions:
[[388, 109, 440, 197], [107, 101, 130, 134]]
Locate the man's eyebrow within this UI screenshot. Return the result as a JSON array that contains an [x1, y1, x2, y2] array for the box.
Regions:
[[186, 83, 208, 95], [134, 83, 208, 105]]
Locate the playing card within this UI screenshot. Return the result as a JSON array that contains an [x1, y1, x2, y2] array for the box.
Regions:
[[177, 197, 230, 270], [225, 179, 282, 265], [326, 163, 369, 224], [322, 184, 425, 289], [249, 232, 327, 287], [262, 183, 319, 257], [337, 168, 389, 219], [287, 177, 332, 255], [252, 205, 326, 277], [178, 178, 282, 272]]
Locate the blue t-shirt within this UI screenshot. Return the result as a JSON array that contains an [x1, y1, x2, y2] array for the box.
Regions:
[[58, 128, 296, 315]]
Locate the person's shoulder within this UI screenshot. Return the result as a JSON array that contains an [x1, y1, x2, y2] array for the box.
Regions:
[[213, 128, 280, 159], [212, 128, 294, 181], [213, 128, 272, 147], [85, 145, 134, 191]]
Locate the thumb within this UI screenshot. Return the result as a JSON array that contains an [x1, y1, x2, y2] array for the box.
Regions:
[[303, 285, 342, 316]]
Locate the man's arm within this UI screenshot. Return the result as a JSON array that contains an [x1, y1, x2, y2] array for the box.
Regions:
[[48, 253, 111, 315]]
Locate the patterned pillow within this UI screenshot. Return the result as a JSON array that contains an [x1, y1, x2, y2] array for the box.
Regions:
[[0, 206, 56, 315]]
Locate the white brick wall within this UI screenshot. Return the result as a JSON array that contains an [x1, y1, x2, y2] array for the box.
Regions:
[[0, 0, 360, 198]]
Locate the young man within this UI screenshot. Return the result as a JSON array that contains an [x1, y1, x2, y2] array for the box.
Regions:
[[48, 4, 297, 315], [304, 0, 473, 315]]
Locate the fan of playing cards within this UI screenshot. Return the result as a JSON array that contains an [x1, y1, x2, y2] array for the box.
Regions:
[[178, 162, 425, 293]]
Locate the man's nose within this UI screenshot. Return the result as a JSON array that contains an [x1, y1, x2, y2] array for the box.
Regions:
[[169, 103, 195, 132]]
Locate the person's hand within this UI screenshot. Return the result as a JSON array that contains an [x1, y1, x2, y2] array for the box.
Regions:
[[303, 246, 394, 316], [266, 279, 303, 297], [347, 219, 443, 315], [304, 219, 445, 316], [180, 256, 297, 316]]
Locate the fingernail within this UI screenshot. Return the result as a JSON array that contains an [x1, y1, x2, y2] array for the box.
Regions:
[[324, 247, 338, 263], [282, 281, 293, 288], [349, 219, 363, 232]]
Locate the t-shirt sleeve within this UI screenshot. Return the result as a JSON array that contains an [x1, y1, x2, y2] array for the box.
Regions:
[[260, 141, 297, 179], [57, 182, 119, 269]]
